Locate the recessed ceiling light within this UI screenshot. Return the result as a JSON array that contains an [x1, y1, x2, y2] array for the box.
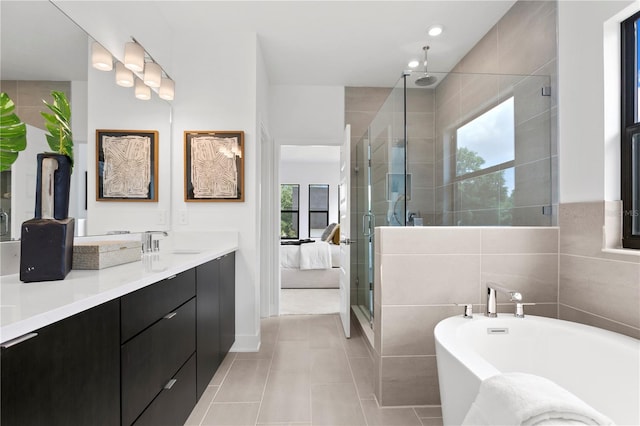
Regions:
[[428, 25, 443, 37], [408, 59, 420, 68]]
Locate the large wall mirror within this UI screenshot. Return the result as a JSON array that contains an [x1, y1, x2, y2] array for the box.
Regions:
[[0, 1, 172, 241]]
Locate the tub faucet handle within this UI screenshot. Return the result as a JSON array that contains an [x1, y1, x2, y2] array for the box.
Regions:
[[515, 302, 536, 318], [455, 303, 474, 319]]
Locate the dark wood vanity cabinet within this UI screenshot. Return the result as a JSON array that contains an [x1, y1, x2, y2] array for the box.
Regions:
[[121, 270, 197, 426], [195, 252, 236, 399], [1, 251, 236, 426], [0, 299, 120, 426]]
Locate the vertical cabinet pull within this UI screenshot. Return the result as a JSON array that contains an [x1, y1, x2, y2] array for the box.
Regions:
[[163, 312, 177, 320], [1, 332, 38, 349], [164, 379, 177, 390]]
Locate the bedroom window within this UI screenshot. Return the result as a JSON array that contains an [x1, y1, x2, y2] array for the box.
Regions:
[[281, 184, 299, 239], [622, 11, 640, 249], [309, 184, 329, 238]]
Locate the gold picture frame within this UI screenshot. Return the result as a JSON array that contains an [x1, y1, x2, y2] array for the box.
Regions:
[[184, 130, 245, 202], [96, 129, 159, 202]]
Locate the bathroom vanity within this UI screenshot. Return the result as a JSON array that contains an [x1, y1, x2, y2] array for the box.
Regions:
[[0, 240, 237, 426]]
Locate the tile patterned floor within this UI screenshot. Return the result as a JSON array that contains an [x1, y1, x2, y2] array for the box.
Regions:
[[185, 314, 443, 426]]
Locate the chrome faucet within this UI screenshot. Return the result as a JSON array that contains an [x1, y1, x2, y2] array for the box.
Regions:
[[142, 230, 168, 253], [485, 283, 523, 317]]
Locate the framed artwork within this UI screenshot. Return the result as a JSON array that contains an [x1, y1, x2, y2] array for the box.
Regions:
[[184, 130, 244, 202], [96, 129, 158, 202]]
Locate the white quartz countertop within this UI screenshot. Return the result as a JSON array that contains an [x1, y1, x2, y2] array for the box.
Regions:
[[0, 237, 238, 345]]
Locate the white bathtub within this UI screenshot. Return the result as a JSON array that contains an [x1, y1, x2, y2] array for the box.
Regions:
[[434, 314, 640, 426]]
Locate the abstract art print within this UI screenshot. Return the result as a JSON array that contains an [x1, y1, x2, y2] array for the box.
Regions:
[[184, 131, 244, 202], [96, 130, 158, 202]]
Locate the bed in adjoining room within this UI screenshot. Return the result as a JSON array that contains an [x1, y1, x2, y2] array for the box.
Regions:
[[280, 224, 341, 289]]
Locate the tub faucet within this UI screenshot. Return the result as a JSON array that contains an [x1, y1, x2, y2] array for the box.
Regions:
[[486, 283, 522, 317]]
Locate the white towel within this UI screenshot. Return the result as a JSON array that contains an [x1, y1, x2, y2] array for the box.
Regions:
[[280, 245, 301, 268], [461, 373, 614, 426], [299, 241, 332, 270]]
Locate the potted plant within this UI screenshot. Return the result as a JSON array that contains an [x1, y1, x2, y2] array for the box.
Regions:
[[35, 90, 74, 220], [0, 92, 27, 172]]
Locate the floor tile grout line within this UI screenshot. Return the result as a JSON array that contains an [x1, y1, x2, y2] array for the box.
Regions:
[[337, 314, 371, 426], [197, 353, 236, 426], [254, 318, 281, 426]]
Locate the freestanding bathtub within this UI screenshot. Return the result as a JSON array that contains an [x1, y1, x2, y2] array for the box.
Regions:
[[434, 314, 640, 426]]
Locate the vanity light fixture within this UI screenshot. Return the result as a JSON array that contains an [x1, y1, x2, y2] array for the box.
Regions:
[[427, 25, 443, 37], [159, 78, 175, 101], [134, 78, 151, 100], [91, 42, 113, 71], [124, 41, 145, 72], [115, 62, 134, 87], [143, 62, 162, 88]]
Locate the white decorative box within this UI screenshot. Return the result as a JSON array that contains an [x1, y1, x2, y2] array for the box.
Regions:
[[73, 240, 142, 270]]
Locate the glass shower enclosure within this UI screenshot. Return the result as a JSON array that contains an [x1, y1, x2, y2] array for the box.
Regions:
[[351, 70, 554, 326]]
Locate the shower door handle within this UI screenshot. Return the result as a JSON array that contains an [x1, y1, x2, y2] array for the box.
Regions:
[[362, 213, 375, 237]]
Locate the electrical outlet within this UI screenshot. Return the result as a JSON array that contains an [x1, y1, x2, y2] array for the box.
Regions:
[[156, 210, 166, 225], [179, 210, 188, 225]]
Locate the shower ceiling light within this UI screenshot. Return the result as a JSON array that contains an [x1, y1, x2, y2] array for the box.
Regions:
[[428, 25, 443, 37], [408, 59, 420, 68], [91, 42, 113, 71]]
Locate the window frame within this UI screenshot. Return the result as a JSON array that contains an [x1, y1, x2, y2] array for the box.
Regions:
[[621, 11, 640, 249], [280, 183, 300, 240], [308, 184, 329, 238]]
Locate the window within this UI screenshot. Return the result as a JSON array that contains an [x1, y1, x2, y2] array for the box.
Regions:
[[453, 97, 515, 225], [281, 184, 299, 239], [622, 12, 640, 249], [309, 184, 329, 238]]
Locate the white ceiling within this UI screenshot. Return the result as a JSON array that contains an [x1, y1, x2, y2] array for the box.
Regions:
[[2, 0, 517, 88], [281, 145, 340, 163]]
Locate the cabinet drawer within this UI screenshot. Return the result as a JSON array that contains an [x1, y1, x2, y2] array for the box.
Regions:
[[133, 353, 197, 426], [121, 298, 196, 426], [121, 268, 195, 343]]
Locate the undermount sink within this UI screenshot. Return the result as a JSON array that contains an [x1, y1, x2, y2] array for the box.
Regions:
[[171, 249, 202, 254]]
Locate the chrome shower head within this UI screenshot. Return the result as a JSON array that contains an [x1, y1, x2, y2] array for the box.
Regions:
[[415, 74, 437, 86], [415, 45, 437, 87]]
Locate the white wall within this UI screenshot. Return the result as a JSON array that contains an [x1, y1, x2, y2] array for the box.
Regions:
[[86, 59, 172, 235], [557, 0, 636, 203], [270, 85, 345, 146], [280, 156, 340, 239], [169, 31, 262, 350]]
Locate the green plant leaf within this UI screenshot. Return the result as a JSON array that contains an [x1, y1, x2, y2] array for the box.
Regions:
[[0, 92, 27, 171], [41, 90, 73, 171]]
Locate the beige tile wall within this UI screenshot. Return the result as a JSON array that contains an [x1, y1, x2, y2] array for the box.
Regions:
[[0, 80, 71, 131], [434, 0, 558, 227], [558, 202, 640, 339], [373, 226, 559, 406]]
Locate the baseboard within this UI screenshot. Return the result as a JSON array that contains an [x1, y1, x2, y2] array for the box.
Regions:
[[229, 333, 261, 352]]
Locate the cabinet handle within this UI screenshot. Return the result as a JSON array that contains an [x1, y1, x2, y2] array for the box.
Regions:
[[163, 312, 177, 320], [166, 274, 177, 280], [1, 332, 38, 349], [164, 379, 177, 390]]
